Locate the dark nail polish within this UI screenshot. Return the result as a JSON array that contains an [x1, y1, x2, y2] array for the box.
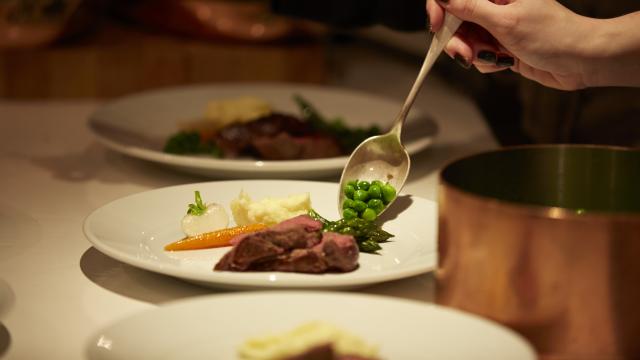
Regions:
[[454, 54, 471, 69], [477, 50, 497, 64], [437, 0, 449, 4], [496, 56, 515, 67]]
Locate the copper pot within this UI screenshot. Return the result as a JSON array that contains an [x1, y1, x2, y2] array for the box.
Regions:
[[436, 145, 640, 360]]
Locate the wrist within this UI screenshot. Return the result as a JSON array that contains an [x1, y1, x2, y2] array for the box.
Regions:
[[579, 12, 640, 87]]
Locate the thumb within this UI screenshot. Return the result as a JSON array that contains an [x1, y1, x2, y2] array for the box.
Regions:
[[436, 0, 506, 30]]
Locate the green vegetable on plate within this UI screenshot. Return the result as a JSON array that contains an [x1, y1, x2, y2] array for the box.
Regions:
[[308, 209, 394, 254]]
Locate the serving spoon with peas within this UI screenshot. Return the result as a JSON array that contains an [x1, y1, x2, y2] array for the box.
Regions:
[[338, 13, 462, 219]]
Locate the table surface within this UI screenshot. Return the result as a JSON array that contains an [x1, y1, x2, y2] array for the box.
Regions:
[[0, 42, 498, 359]]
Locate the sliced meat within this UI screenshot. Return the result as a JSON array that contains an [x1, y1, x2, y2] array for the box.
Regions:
[[253, 248, 328, 273], [214, 234, 283, 271], [271, 214, 323, 233], [214, 113, 315, 158], [214, 215, 359, 274], [318, 232, 360, 272], [284, 344, 378, 360], [252, 133, 342, 160], [284, 343, 334, 360]]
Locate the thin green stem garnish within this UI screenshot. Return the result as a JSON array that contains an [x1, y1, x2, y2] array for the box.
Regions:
[[187, 191, 207, 215], [308, 209, 393, 254]]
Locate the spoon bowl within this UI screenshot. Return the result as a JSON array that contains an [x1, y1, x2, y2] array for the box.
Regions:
[[338, 13, 462, 216], [338, 126, 410, 213]]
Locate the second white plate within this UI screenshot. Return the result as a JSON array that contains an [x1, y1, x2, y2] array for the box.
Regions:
[[83, 180, 437, 290], [88, 83, 437, 179], [87, 291, 536, 360]]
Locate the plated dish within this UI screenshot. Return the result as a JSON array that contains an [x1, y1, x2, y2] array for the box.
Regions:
[[83, 180, 437, 290], [86, 291, 537, 359], [88, 83, 437, 179]]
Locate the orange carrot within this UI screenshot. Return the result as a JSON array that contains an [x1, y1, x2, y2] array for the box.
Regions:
[[164, 223, 268, 251]]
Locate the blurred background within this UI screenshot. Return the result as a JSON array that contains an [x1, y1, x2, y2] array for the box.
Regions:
[[1, 0, 638, 147]]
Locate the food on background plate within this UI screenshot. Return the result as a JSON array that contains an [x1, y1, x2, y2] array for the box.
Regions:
[[214, 215, 359, 273], [163, 95, 381, 161], [203, 96, 272, 131], [231, 190, 311, 226], [238, 321, 379, 360]]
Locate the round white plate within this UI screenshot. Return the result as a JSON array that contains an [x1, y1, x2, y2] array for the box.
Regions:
[[88, 83, 437, 179], [83, 180, 437, 290], [86, 291, 536, 360]]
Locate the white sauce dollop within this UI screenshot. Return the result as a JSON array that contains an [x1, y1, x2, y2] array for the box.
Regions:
[[181, 203, 229, 237]]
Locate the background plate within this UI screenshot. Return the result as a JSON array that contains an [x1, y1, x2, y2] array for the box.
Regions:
[[88, 83, 437, 179], [87, 291, 537, 360]]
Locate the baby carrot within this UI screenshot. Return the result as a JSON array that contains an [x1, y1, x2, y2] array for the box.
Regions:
[[164, 223, 267, 251]]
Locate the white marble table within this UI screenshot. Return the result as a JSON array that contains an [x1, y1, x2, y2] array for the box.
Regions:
[[0, 43, 498, 359]]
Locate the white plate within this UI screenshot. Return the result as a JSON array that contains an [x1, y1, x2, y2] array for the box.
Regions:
[[86, 291, 537, 359], [88, 83, 437, 179], [83, 180, 437, 290]]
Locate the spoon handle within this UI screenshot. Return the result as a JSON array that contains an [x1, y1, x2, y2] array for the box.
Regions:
[[391, 13, 462, 138]]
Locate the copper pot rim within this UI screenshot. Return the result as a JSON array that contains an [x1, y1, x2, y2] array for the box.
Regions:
[[438, 144, 640, 221]]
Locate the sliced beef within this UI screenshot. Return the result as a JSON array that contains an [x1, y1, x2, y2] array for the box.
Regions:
[[285, 344, 334, 360], [214, 215, 359, 274], [214, 113, 315, 158], [271, 214, 324, 233], [214, 234, 283, 271], [284, 344, 378, 360], [317, 232, 359, 272], [252, 133, 342, 160], [252, 248, 328, 273]]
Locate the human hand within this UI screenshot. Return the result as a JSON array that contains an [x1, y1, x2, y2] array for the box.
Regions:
[[426, 0, 595, 90]]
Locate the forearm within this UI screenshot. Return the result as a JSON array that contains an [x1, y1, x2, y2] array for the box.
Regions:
[[581, 11, 640, 87]]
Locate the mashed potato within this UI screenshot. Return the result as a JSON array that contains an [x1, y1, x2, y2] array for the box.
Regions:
[[204, 96, 272, 130], [238, 321, 379, 360], [230, 190, 312, 226]]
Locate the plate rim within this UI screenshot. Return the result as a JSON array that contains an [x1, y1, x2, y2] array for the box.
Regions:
[[82, 180, 437, 289], [87, 82, 436, 174]]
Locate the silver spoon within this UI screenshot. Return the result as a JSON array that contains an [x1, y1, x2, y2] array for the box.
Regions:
[[338, 14, 462, 216]]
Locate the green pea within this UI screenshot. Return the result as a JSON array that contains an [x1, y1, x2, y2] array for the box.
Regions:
[[343, 208, 358, 220], [382, 184, 397, 204], [368, 184, 381, 199], [368, 198, 384, 214], [344, 184, 356, 199], [361, 208, 377, 221], [371, 180, 384, 188], [342, 198, 354, 210], [353, 189, 369, 202], [347, 179, 358, 188], [352, 200, 367, 212], [356, 180, 370, 191]]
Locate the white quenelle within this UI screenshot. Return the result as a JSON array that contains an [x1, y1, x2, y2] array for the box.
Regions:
[[181, 191, 229, 237]]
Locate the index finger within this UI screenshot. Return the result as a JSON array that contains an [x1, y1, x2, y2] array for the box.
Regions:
[[426, 0, 445, 32]]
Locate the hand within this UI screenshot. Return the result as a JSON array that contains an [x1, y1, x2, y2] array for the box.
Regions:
[[426, 0, 596, 90]]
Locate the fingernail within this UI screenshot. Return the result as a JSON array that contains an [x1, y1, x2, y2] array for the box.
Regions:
[[454, 54, 471, 69], [496, 56, 515, 67], [477, 50, 497, 64]]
